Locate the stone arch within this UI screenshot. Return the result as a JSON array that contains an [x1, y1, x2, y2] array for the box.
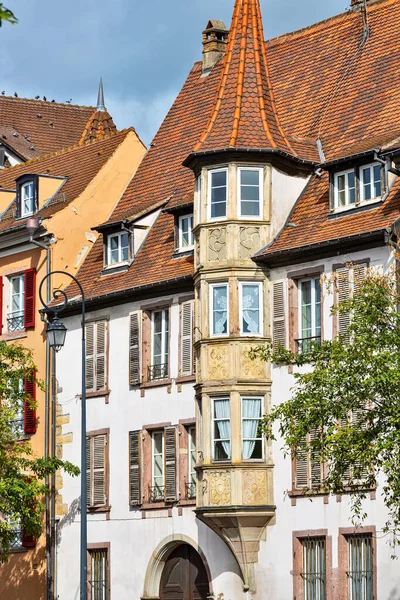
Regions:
[[141, 533, 213, 599]]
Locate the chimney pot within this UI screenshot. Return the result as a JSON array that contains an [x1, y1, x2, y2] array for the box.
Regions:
[[202, 20, 229, 74]]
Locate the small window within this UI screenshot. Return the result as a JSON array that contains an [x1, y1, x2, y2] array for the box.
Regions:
[[347, 535, 373, 600], [242, 397, 263, 460], [297, 278, 321, 352], [213, 398, 231, 461], [301, 537, 326, 600], [187, 426, 196, 499], [334, 169, 356, 208], [88, 548, 109, 600], [8, 518, 23, 551], [149, 309, 169, 381], [238, 167, 263, 218], [240, 282, 262, 335], [20, 181, 35, 217], [209, 168, 227, 219], [210, 283, 228, 336], [178, 214, 194, 251], [151, 430, 165, 502], [107, 231, 129, 266], [8, 274, 24, 332], [360, 163, 381, 202]]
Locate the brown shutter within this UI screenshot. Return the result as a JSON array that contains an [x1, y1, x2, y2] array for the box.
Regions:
[[24, 268, 36, 329], [165, 426, 177, 502], [129, 312, 141, 386], [86, 437, 91, 507], [336, 267, 350, 342], [129, 430, 141, 506], [92, 434, 106, 507], [353, 263, 367, 294], [295, 437, 309, 489], [272, 281, 286, 348], [86, 323, 95, 392], [95, 321, 107, 392], [23, 377, 36, 434], [309, 429, 322, 489], [181, 301, 194, 377]]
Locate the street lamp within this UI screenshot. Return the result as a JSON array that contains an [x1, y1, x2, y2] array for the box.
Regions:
[[39, 271, 87, 600]]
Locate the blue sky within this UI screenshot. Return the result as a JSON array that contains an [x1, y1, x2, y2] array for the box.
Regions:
[[1, 0, 347, 144]]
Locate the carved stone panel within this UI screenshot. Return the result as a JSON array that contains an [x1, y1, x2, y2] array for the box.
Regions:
[[208, 345, 229, 380], [239, 227, 261, 259], [208, 227, 227, 261], [242, 470, 268, 506], [209, 470, 231, 506], [240, 345, 266, 379]]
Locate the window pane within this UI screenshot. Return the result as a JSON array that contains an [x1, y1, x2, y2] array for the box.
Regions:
[[213, 286, 228, 335], [241, 201, 260, 216], [301, 281, 312, 338], [241, 284, 260, 334], [212, 171, 227, 187], [242, 398, 262, 460], [214, 399, 231, 460], [241, 185, 260, 202], [241, 170, 259, 186], [362, 168, 372, 201], [212, 202, 227, 218], [348, 171, 356, 204], [211, 171, 227, 218], [373, 165, 381, 198], [121, 233, 129, 261]]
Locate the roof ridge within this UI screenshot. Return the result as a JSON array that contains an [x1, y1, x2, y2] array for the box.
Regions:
[[0, 128, 134, 175], [266, 0, 391, 47], [0, 95, 96, 110]]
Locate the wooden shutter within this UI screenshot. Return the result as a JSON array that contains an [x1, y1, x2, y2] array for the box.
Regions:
[[353, 263, 367, 294], [165, 426, 177, 502], [181, 301, 194, 377], [129, 430, 141, 506], [92, 435, 106, 507], [295, 438, 309, 489], [272, 281, 286, 348], [129, 312, 141, 386], [86, 437, 91, 507], [24, 268, 36, 329], [23, 377, 36, 434], [95, 321, 107, 391], [336, 267, 350, 341], [309, 429, 322, 489], [86, 323, 95, 392], [0, 276, 3, 333]]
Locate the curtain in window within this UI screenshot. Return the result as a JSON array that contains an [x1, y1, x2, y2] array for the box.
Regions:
[[242, 285, 260, 333], [242, 398, 261, 459], [213, 287, 228, 334], [215, 399, 231, 457]]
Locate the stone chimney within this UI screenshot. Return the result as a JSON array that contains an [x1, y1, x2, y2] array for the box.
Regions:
[[351, 0, 371, 10], [202, 20, 229, 74]]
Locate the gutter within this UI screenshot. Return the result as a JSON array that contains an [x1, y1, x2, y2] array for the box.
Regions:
[[183, 146, 317, 169]]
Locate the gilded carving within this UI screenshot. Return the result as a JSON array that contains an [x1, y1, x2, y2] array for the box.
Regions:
[[239, 227, 261, 259], [208, 227, 227, 261], [208, 345, 229, 379], [210, 470, 231, 506], [243, 470, 267, 506], [240, 346, 265, 379]]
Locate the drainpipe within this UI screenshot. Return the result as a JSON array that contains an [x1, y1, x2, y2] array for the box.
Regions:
[[26, 219, 53, 600]]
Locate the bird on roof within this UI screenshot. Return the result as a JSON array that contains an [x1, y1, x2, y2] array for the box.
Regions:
[[66, 98, 72, 104], [1, 91, 5, 95], [51, 99, 55, 103], [14, 92, 18, 98], [35, 95, 40, 99], [43, 96, 47, 101]]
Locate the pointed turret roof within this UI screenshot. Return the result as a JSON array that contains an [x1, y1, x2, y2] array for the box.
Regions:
[[193, 0, 299, 157], [79, 78, 117, 145]]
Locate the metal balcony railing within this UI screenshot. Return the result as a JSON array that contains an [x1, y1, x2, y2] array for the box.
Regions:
[[7, 312, 24, 333], [185, 481, 196, 500], [295, 335, 321, 354], [148, 363, 168, 381], [148, 485, 165, 503]]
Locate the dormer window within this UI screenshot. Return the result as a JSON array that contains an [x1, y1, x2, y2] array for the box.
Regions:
[[107, 231, 129, 265], [333, 162, 382, 211], [178, 214, 194, 251], [16, 175, 38, 218]]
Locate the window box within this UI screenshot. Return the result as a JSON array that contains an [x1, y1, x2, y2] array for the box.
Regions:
[[238, 167, 263, 219]]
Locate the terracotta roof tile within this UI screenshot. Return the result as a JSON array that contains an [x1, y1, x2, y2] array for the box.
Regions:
[[79, 110, 117, 145], [0, 96, 95, 159]]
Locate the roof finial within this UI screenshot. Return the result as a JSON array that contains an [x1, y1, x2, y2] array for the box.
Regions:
[[97, 77, 106, 112]]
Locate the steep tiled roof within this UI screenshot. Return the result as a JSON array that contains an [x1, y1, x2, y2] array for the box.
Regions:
[[0, 129, 133, 234], [193, 0, 305, 158], [79, 110, 117, 145], [0, 96, 95, 159]]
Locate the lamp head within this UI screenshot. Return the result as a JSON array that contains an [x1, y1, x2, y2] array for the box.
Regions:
[[46, 316, 67, 352]]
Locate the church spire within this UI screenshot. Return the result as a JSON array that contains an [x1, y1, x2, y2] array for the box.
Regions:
[[193, 0, 295, 156], [97, 77, 106, 112]]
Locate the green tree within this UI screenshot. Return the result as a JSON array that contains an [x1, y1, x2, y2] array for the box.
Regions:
[[252, 271, 400, 547], [0, 4, 17, 26], [0, 341, 78, 562]]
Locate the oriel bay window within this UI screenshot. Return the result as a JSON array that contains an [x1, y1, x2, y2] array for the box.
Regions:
[[213, 398, 231, 461], [242, 397, 263, 460], [210, 283, 228, 336], [149, 308, 169, 381], [298, 278, 321, 352], [209, 168, 227, 219], [240, 282, 262, 336], [238, 167, 263, 218]]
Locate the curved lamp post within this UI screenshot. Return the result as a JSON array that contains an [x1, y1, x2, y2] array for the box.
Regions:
[[39, 271, 87, 600]]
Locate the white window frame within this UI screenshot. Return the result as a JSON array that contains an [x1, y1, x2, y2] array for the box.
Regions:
[[212, 397, 231, 462], [196, 174, 202, 226], [208, 167, 228, 221], [333, 168, 356, 210], [178, 214, 194, 251], [8, 274, 25, 332], [359, 162, 382, 203], [298, 277, 321, 345], [151, 309, 169, 368], [152, 430, 165, 492], [188, 426, 196, 492], [106, 231, 130, 266], [241, 396, 264, 461], [237, 166, 263, 220], [20, 181, 35, 217], [239, 281, 263, 336], [209, 283, 229, 337]]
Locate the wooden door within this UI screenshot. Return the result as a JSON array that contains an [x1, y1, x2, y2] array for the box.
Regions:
[[160, 545, 209, 600]]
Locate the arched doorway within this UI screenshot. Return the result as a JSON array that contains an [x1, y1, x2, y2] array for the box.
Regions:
[[160, 544, 210, 600]]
